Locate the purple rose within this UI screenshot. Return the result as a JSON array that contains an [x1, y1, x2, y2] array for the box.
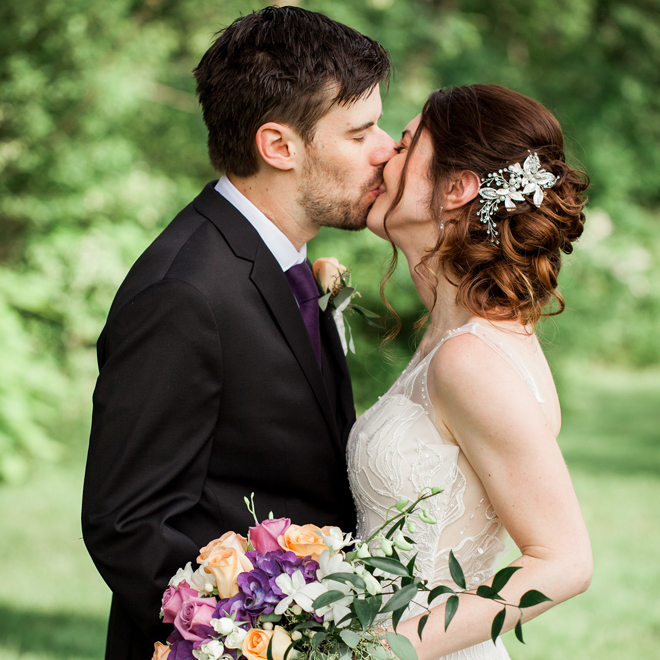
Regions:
[[173, 595, 217, 642], [162, 582, 199, 624], [249, 518, 290, 554]]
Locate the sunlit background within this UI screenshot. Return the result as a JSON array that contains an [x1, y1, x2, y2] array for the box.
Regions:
[[1, 0, 659, 658]]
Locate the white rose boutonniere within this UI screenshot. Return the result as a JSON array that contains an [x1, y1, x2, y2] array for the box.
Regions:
[[312, 257, 380, 355]]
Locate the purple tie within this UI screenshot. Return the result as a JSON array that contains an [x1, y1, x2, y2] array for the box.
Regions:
[[285, 262, 321, 367]]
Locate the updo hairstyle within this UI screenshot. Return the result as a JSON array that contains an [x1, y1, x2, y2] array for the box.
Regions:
[[383, 84, 589, 331]]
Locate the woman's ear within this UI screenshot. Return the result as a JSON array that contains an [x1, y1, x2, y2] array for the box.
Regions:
[[255, 122, 301, 171], [443, 170, 481, 210]]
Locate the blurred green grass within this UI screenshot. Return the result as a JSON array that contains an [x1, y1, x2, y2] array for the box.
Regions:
[[0, 366, 659, 660]]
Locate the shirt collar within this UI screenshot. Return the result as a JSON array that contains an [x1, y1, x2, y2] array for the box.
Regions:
[[214, 175, 306, 272]]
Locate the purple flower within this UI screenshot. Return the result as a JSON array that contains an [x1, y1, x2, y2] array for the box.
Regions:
[[168, 639, 195, 660], [236, 568, 281, 625], [213, 592, 251, 623]]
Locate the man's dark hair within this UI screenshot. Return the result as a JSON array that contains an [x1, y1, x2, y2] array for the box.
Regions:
[[193, 5, 391, 177]]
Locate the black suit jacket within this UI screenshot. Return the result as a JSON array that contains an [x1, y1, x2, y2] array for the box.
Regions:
[[82, 182, 357, 660]]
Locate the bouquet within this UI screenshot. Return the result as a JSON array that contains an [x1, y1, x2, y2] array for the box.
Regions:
[[154, 489, 549, 660]]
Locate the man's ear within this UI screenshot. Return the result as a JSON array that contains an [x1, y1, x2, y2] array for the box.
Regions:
[[443, 170, 481, 210], [255, 122, 302, 171]]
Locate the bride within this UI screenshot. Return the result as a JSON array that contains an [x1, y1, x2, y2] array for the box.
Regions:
[[347, 84, 592, 659]]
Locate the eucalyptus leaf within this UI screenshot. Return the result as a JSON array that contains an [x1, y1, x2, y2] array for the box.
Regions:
[[354, 597, 374, 630], [312, 632, 327, 650], [318, 292, 332, 311], [292, 621, 324, 632], [361, 556, 410, 577], [491, 566, 522, 594], [391, 605, 405, 632], [339, 630, 361, 649], [312, 590, 348, 609], [491, 607, 506, 644], [387, 632, 419, 660], [333, 286, 355, 308], [444, 595, 459, 631], [448, 550, 466, 590], [519, 590, 552, 609], [261, 613, 282, 623]]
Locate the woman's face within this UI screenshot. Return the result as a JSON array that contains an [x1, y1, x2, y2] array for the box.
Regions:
[[366, 114, 436, 242]]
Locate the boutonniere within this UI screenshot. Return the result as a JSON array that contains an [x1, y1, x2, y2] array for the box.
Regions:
[[312, 257, 380, 355]]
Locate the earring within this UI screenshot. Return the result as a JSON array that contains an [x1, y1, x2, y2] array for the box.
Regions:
[[439, 206, 444, 230]]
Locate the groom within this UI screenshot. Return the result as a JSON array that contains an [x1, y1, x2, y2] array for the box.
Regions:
[[82, 6, 396, 660]]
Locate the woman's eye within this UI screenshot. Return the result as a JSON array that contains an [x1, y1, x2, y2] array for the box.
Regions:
[[394, 144, 405, 153]]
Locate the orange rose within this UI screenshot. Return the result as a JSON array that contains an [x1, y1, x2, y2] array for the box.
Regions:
[[242, 627, 292, 660], [312, 257, 347, 293], [151, 642, 170, 660], [204, 546, 253, 598], [278, 524, 331, 560], [198, 531, 248, 564]]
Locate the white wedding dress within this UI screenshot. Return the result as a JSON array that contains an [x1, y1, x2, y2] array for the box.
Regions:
[[347, 322, 545, 660]]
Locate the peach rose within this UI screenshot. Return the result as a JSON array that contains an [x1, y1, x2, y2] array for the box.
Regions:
[[312, 257, 347, 293], [151, 642, 170, 660], [242, 626, 292, 660], [278, 524, 332, 560], [198, 531, 248, 564], [204, 546, 253, 599]]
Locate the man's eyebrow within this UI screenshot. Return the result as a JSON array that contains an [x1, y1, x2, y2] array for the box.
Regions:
[[346, 121, 375, 134], [346, 113, 383, 134]]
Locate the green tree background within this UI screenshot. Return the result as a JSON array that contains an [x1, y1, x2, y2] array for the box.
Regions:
[[1, 1, 659, 658]]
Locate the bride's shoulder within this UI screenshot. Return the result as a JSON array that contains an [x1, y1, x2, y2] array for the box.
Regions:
[[427, 325, 543, 415]]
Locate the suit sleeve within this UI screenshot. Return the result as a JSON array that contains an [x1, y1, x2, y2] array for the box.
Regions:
[[82, 277, 222, 641]]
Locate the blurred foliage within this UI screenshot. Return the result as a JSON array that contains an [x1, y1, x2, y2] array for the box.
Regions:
[[1, 0, 659, 479]]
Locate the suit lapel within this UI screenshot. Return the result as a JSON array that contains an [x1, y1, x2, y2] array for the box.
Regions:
[[193, 183, 343, 455]]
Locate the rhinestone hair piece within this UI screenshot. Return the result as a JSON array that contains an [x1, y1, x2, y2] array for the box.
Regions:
[[476, 152, 558, 244]]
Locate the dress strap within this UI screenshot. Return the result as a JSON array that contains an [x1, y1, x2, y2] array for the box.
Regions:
[[434, 322, 544, 404]]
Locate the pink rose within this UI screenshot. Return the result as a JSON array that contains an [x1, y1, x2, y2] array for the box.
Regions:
[[173, 595, 218, 642], [162, 581, 198, 624], [249, 518, 291, 554]]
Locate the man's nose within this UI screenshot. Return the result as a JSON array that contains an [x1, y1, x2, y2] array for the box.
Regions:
[[372, 128, 398, 165]]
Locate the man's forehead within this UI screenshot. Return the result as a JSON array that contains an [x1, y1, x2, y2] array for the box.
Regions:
[[321, 87, 383, 130]]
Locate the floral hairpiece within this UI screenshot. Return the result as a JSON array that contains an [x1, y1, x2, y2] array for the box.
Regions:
[[476, 152, 558, 244]]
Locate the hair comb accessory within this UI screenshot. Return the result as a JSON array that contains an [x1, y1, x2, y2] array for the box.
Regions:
[[476, 152, 558, 244]]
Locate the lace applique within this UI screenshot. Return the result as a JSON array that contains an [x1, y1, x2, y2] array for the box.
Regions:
[[346, 322, 534, 660]]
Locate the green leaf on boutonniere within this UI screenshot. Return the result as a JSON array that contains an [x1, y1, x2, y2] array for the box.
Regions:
[[318, 292, 332, 311], [491, 607, 506, 644], [448, 550, 466, 590], [333, 286, 355, 309], [444, 594, 459, 631], [518, 590, 552, 608]]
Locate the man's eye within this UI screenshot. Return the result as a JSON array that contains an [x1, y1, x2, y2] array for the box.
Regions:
[[353, 136, 366, 143]]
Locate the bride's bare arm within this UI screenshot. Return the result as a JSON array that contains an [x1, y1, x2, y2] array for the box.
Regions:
[[394, 332, 592, 660]]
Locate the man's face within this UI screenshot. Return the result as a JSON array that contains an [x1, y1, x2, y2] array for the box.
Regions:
[[297, 86, 398, 231]]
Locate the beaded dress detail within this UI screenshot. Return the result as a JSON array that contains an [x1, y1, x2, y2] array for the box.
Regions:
[[346, 322, 544, 660]]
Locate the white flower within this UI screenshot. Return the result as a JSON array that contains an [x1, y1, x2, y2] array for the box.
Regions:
[[193, 640, 225, 660], [322, 527, 354, 553], [169, 562, 195, 588], [274, 570, 328, 615], [211, 617, 235, 636], [317, 549, 354, 581], [224, 627, 248, 649]]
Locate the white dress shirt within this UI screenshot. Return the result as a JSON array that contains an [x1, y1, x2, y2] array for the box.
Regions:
[[215, 175, 306, 272]]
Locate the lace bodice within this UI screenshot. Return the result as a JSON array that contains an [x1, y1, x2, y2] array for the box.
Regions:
[[347, 322, 544, 660]]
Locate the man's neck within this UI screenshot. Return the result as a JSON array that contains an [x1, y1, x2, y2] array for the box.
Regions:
[[228, 173, 318, 251]]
